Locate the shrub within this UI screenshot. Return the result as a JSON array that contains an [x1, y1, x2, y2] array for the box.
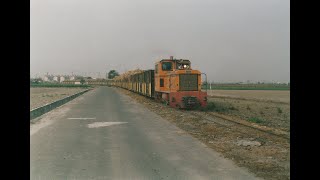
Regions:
[[197, 102, 216, 111], [229, 106, 238, 111], [197, 102, 229, 112], [248, 117, 264, 123]]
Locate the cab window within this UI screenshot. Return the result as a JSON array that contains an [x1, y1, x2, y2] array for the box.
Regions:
[[160, 79, 164, 87], [162, 62, 172, 71]]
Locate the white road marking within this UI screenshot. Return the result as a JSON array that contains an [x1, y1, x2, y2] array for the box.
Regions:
[[87, 122, 128, 128], [67, 118, 96, 120]]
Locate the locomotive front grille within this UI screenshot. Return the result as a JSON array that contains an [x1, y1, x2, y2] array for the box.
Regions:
[[183, 96, 198, 108], [179, 74, 198, 91]]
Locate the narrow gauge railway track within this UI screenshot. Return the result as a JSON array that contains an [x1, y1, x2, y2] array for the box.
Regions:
[[186, 110, 290, 141]]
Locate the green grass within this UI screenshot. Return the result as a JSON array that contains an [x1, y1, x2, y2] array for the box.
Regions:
[[30, 83, 91, 88], [247, 117, 264, 123]]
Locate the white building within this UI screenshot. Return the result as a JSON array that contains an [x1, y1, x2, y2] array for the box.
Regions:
[[42, 75, 54, 82], [53, 76, 59, 82], [43, 76, 49, 81], [59, 76, 65, 82]]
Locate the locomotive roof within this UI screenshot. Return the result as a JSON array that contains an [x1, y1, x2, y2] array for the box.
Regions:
[[159, 59, 190, 63]]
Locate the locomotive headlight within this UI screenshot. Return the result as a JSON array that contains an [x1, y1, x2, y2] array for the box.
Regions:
[[184, 65, 187, 68]]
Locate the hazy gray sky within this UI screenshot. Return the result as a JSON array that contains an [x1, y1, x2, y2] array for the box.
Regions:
[[31, 0, 290, 82]]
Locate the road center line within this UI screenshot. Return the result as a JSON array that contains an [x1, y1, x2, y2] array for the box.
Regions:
[[88, 122, 128, 128]]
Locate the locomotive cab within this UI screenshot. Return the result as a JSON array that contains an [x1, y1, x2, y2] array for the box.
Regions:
[[154, 56, 207, 109], [158, 59, 191, 71]]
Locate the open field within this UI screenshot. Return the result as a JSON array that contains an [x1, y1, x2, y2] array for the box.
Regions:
[[116, 87, 290, 180], [30, 88, 87, 110], [30, 82, 91, 88], [203, 84, 290, 91], [207, 90, 290, 103], [206, 97, 290, 132], [205, 90, 290, 132]]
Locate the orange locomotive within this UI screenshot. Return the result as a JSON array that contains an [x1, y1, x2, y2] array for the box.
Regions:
[[111, 56, 208, 109], [154, 56, 207, 108]]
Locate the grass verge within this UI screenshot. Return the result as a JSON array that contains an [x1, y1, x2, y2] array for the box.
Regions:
[[30, 83, 91, 88], [247, 117, 264, 123]]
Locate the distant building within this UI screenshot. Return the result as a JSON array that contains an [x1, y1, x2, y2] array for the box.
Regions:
[[62, 80, 81, 84], [59, 76, 65, 82], [41, 74, 85, 83], [42, 75, 54, 82], [53, 76, 59, 82], [43, 76, 49, 82]]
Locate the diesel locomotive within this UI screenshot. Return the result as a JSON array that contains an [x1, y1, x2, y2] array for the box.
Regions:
[[111, 56, 207, 109]]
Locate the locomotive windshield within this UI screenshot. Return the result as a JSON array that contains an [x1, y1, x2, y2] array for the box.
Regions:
[[162, 62, 172, 71]]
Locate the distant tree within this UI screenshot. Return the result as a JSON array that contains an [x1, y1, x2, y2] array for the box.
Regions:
[[80, 78, 85, 85], [87, 77, 92, 79], [107, 70, 119, 79], [30, 78, 42, 84]]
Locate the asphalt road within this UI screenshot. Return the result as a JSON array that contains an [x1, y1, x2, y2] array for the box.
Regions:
[[31, 87, 261, 180]]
